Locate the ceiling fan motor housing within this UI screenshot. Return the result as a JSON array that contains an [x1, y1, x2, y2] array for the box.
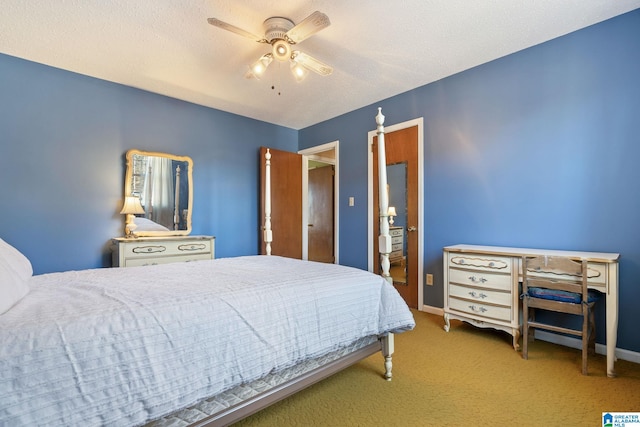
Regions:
[[263, 17, 294, 43], [263, 17, 294, 61]]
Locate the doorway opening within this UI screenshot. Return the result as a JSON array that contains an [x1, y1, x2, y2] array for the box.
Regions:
[[299, 141, 339, 263]]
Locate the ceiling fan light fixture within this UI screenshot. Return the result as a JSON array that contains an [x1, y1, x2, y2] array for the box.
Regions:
[[246, 53, 273, 79], [290, 61, 309, 82], [272, 39, 291, 61]]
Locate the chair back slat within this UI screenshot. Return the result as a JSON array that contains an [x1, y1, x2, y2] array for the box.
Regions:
[[525, 255, 582, 276]]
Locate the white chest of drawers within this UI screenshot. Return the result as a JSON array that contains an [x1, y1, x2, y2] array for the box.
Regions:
[[389, 226, 404, 265], [443, 248, 521, 350], [111, 235, 215, 267]]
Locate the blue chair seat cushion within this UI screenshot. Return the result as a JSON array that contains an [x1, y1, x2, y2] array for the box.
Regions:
[[527, 287, 600, 303]]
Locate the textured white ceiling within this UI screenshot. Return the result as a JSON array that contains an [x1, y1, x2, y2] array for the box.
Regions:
[[1, 1, 639, 129]]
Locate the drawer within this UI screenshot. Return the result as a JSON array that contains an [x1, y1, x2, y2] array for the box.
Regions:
[[391, 242, 403, 251], [122, 239, 212, 259], [449, 253, 512, 273], [389, 228, 403, 237], [392, 236, 403, 245], [124, 253, 212, 267], [449, 283, 511, 306], [448, 296, 512, 322], [448, 268, 512, 292]]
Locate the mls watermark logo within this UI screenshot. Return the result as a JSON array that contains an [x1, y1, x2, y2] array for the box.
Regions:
[[603, 412, 640, 427]]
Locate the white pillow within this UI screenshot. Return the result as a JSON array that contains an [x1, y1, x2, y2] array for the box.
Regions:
[[0, 238, 33, 280], [0, 238, 32, 315]]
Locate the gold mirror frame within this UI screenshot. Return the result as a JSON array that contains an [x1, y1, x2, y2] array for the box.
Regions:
[[124, 149, 193, 237]]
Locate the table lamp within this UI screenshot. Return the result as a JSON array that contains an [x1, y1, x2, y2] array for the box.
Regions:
[[120, 196, 145, 237], [387, 206, 397, 226]]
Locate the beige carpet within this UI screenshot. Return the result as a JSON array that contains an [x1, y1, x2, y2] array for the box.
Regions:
[[234, 310, 640, 426]]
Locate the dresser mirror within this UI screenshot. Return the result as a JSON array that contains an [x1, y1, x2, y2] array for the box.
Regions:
[[124, 149, 193, 236], [387, 162, 407, 285]]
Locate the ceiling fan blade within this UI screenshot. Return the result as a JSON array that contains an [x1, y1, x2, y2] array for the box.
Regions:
[[207, 18, 267, 43], [293, 51, 333, 76], [285, 11, 330, 44]]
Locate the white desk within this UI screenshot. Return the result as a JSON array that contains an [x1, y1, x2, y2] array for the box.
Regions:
[[444, 244, 620, 377]]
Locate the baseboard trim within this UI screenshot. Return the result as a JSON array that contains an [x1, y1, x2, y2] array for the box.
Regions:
[[534, 330, 640, 364], [420, 305, 443, 316], [421, 306, 639, 364]]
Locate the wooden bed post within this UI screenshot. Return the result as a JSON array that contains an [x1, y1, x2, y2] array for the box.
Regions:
[[376, 108, 395, 381], [263, 149, 273, 255], [146, 164, 153, 219], [174, 165, 181, 230], [376, 108, 392, 284], [381, 333, 395, 381]]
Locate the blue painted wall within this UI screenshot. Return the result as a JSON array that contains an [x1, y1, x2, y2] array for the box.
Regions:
[[0, 54, 297, 274], [300, 10, 640, 352]]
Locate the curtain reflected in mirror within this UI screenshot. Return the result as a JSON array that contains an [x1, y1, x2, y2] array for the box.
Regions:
[[125, 149, 193, 236], [387, 162, 407, 285]]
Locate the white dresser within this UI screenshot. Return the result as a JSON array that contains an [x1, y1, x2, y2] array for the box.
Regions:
[[443, 247, 520, 350], [389, 226, 404, 265], [111, 235, 215, 267]]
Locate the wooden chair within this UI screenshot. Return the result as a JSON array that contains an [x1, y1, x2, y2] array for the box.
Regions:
[[521, 255, 598, 375]]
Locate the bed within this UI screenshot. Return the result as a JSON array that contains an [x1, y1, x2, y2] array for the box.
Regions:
[[0, 108, 411, 426], [133, 216, 172, 232]]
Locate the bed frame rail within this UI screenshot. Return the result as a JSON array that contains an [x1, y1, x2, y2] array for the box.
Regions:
[[192, 335, 393, 427]]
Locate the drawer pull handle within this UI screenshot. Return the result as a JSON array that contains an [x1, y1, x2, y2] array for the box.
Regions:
[[468, 275, 487, 284], [469, 305, 488, 313], [469, 291, 488, 299], [178, 243, 207, 252], [132, 245, 167, 254]]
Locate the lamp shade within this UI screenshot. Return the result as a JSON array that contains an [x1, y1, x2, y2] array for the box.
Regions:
[[387, 206, 397, 217], [246, 54, 273, 79], [290, 61, 309, 82], [120, 196, 145, 215]]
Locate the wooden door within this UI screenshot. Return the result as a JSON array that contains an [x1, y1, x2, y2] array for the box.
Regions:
[[259, 147, 302, 258], [373, 126, 419, 308], [308, 165, 334, 263]]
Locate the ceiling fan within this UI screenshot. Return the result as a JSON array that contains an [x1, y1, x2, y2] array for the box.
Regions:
[[207, 11, 333, 82]]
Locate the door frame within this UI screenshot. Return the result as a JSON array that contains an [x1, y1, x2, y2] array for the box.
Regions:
[[367, 118, 424, 311], [299, 141, 340, 263]]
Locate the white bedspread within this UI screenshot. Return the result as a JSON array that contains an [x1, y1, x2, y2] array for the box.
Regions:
[[0, 256, 414, 427]]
